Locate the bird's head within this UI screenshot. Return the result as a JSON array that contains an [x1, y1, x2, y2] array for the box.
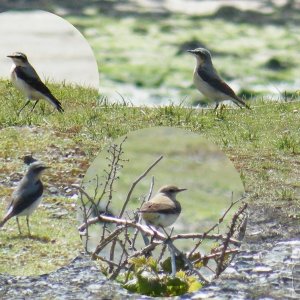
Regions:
[[158, 185, 187, 197], [187, 48, 212, 65], [27, 161, 49, 178], [7, 52, 28, 66], [22, 154, 38, 166]]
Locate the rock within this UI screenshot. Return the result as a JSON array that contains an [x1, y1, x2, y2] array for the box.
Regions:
[[253, 266, 273, 273], [48, 186, 59, 194]]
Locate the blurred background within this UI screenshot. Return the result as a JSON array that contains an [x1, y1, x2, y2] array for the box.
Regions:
[[1, 0, 298, 106], [0, 0, 300, 105], [81, 127, 245, 253], [0, 10, 99, 89]]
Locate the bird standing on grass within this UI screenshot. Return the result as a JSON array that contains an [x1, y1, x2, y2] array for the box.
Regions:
[[7, 52, 64, 114], [187, 48, 250, 110], [0, 161, 49, 235], [139, 185, 187, 229]]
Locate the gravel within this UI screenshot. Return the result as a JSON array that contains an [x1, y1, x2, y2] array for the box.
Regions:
[[1, 205, 299, 299]]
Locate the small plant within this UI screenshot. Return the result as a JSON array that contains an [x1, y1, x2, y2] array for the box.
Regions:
[[276, 187, 295, 201], [277, 133, 298, 154], [123, 257, 202, 296]]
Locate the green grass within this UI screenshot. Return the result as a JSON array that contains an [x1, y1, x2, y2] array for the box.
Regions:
[[0, 196, 81, 276], [66, 12, 300, 104], [0, 80, 299, 275]]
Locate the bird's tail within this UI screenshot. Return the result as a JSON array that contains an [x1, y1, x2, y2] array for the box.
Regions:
[[0, 216, 9, 228], [234, 96, 251, 110], [0, 205, 14, 228], [46, 95, 64, 113]]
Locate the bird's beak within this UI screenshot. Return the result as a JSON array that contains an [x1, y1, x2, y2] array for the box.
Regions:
[[178, 188, 187, 193], [7, 55, 13, 58], [41, 166, 51, 171], [187, 50, 195, 54]]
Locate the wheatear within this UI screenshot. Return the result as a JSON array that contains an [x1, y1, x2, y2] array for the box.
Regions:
[[0, 161, 49, 235], [187, 48, 250, 110], [139, 185, 187, 228], [7, 52, 64, 114]]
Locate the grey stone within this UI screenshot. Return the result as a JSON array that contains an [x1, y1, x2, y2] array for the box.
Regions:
[[1, 205, 299, 299]]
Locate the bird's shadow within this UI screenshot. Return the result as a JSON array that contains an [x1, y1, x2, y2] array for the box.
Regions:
[[9, 233, 51, 243]]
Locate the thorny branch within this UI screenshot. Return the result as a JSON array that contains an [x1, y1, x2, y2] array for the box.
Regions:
[[77, 138, 248, 287], [188, 193, 248, 258], [78, 212, 240, 245], [119, 155, 163, 218], [109, 156, 162, 266], [78, 192, 247, 282], [215, 202, 248, 277], [131, 176, 155, 250]]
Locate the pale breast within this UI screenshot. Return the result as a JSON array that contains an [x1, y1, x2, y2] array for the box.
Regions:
[[141, 211, 179, 227], [155, 212, 179, 227], [193, 70, 230, 101], [16, 196, 43, 216], [10, 67, 41, 100]]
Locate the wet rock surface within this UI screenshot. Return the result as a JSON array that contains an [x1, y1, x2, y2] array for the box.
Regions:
[[1, 204, 299, 299], [192, 205, 300, 300], [0, 254, 131, 300]]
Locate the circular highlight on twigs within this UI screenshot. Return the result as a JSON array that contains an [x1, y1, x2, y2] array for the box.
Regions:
[[78, 127, 248, 297]]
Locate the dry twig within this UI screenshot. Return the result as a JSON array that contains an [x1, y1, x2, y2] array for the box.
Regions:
[[77, 138, 249, 287]]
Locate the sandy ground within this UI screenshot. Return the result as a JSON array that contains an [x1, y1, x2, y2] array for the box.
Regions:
[[0, 10, 99, 89]]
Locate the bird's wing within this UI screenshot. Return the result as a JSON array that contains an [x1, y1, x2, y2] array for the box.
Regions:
[[15, 67, 56, 99], [9, 180, 43, 217], [197, 68, 247, 105], [15, 66, 64, 112], [140, 201, 179, 214]]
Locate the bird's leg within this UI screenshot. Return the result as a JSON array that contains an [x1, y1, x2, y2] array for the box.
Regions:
[[30, 100, 40, 113], [220, 103, 226, 112], [18, 100, 31, 115], [16, 217, 22, 234], [26, 216, 31, 236], [214, 102, 219, 111], [234, 101, 243, 109], [161, 226, 172, 241]]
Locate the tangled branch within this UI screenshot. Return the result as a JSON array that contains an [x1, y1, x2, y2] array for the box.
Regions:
[[77, 138, 249, 292]]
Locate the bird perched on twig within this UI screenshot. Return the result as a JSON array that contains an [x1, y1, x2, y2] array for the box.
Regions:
[[7, 52, 64, 114], [139, 185, 187, 228], [187, 48, 250, 110], [0, 161, 49, 235]]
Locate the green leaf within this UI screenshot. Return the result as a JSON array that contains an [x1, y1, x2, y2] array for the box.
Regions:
[[137, 271, 166, 296]]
